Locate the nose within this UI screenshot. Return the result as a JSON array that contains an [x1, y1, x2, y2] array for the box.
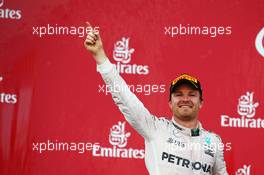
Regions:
[[181, 95, 190, 101]]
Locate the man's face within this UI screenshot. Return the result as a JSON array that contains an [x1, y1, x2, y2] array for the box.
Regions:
[[169, 84, 203, 121]]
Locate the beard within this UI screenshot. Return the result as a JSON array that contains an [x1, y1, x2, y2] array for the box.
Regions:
[[176, 113, 195, 121], [173, 106, 197, 121]]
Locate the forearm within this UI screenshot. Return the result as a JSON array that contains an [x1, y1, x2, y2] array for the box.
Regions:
[[97, 58, 154, 139], [93, 50, 108, 65]]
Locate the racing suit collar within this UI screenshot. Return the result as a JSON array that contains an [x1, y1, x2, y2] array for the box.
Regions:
[[171, 117, 203, 137]]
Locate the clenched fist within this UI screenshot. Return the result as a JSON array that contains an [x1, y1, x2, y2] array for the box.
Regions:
[[84, 22, 107, 64]]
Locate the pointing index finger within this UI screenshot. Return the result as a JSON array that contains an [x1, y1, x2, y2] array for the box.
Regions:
[[86, 21, 100, 39], [86, 21, 92, 28]]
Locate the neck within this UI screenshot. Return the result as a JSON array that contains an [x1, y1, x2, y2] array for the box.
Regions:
[[173, 116, 199, 129]]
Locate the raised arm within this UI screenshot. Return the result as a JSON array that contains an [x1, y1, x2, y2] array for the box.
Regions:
[[84, 22, 158, 140]]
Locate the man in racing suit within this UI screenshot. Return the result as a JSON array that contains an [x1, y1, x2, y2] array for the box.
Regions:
[[84, 22, 228, 175]]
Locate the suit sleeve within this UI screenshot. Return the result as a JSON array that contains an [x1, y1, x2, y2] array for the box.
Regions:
[[97, 59, 158, 141]]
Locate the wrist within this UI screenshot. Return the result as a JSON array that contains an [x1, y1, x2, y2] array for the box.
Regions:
[[94, 49, 107, 65]]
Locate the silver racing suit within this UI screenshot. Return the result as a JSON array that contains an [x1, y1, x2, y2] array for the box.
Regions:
[[97, 59, 228, 175]]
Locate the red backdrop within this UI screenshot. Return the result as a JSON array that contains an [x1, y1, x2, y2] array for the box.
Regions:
[[1, 0, 264, 174]]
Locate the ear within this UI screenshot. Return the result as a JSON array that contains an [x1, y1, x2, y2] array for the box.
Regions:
[[199, 100, 203, 109], [168, 100, 173, 111]]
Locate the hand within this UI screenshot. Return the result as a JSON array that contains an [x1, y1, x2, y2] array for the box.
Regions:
[[84, 22, 107, 64]]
